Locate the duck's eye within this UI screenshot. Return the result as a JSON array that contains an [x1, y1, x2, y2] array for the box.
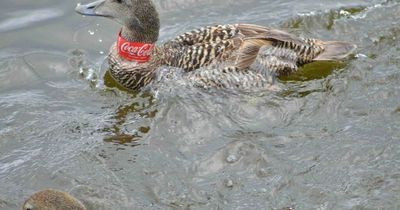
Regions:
[[115, 0, 123, 3], [23, 203, 34, 210]]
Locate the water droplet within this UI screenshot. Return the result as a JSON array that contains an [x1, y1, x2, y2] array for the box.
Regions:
[[88, 30, 95, 35], [343, 125, 352, 131], [371, 37, 380, 44], [257, 168, 271, 178], [225, 179, 234, 188], [226, 154, 238, 163], [86, 67, 97, 80], [355, 53, 367, 58], [99, 51, 104, 55], [79, 67, 85, 75], [99, 39, 103, 43], [339, 10, 350, 16]]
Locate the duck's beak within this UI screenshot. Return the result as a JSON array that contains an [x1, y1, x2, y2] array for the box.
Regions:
[[75, 0, 107, 17]]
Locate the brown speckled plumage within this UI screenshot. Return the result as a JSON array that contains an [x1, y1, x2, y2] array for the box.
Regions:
[[22, 189, 86, 210], [76, 0, 356, 91]]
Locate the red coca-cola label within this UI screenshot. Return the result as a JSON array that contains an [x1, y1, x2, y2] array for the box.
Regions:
[[116, 31, 154, 63]]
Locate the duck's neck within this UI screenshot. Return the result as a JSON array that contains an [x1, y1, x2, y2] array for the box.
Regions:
[[120, 1, 160, 43], [120, 26, 159, 44], [109, 1, 161, 89]]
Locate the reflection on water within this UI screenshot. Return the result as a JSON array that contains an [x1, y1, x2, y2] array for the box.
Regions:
[[280, 60, 348, 81], [1, 0, 400, 209], [102, 92, 157, 146], [0, 8, 63, 33]]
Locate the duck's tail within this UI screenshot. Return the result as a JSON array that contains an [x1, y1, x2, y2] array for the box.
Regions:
[[314, 41, 357, 61]]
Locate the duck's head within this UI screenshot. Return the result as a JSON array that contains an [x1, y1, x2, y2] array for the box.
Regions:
[[75, 0, 160, 43], [22, 189, 86, 210]]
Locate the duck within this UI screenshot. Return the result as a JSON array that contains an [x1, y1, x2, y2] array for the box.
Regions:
[[22, 189, 86, 210], [75, 0, 356, 90]]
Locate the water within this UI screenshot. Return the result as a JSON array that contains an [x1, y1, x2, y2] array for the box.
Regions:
[[1, 0, 399, 209]]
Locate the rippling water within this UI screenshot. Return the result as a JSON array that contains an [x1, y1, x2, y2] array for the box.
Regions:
[[1, 0, 399, 209]]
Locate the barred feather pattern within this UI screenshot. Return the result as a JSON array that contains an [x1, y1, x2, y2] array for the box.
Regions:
[[272, 38, 325, 65], [159, 40, 236, 71], [108, 44, 160, 90], [186, 66, 274, 90], [173, 24, 239, 45], [159, 24, 241, 71], [253, 47, 299, 76]]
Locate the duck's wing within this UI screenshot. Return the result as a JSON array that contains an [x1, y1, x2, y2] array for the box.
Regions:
[[161, 24, 275, 71], [252, 46, 299, 77], [237, 24, 305, 45], [170, 24, 302, 46], [162, 24, 355, 72], [235, 24, 356, 69]]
